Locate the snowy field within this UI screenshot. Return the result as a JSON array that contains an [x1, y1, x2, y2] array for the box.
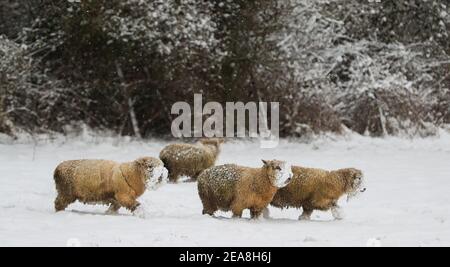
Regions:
[[1, 132, 450, 247]]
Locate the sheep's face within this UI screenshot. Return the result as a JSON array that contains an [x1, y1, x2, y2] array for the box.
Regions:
[[262, 160, 293, 188], [346, 168, 366, 200], [136, 157, 168, 190]]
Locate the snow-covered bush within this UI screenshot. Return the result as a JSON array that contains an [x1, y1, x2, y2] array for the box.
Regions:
[[19, 0, 224, 136], [0, 35, 30, 90], [25, 0, 221, 75], [328, 0, 450, 135], [0, 35, 83, 135], [107, 0, 220, 57], [271, 0, 449, 137], [0, 35, 30, 134], [278, 87, 343, 137], [0, 0, 39, 39], [332, 42, 443, 137], [331, 0, 450, 54], [270, 0, 344, 135]]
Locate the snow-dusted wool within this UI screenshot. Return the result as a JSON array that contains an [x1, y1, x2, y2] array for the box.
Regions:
[[53, 157, 167, 216], [269, 166, 365, 220], [197, 160, 293, 219], [159, 138, 223, 182]]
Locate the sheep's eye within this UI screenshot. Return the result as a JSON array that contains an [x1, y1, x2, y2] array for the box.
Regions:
[[275, 166, 282, 171]]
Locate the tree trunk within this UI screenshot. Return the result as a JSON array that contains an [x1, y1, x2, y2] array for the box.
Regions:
[[0, 95, 11, 134], [115, 61, 142, 139]]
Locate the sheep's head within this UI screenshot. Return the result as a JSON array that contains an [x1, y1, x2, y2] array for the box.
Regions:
[[262, 160, 293, 188], [199, 138, 225, 149], [343, 168, 366, 200], [136, 157, 168, 190]]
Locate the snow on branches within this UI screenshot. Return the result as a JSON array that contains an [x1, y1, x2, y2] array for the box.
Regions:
[[272, 0, 449, 137]]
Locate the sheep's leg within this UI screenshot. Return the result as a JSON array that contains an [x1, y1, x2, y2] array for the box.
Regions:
[[262, 207, 271, 219], [232, 211, 243, 218], [106, 201, 121, 215], [116, 193, 145, 218], [331, 204, 344, 220], [231, 203, 244, 218], [54, 194, 75, 212], [250, 208, 263, 219], [115, 193, 140, 212], [198, 188, 217, 216], [202, 209, 216, 216], [54, 177, 76, 212], [168, 171, 179, 183], [299, 207, 313, 220], [313, 199, 343, 220], [201, 200, 217, 216]]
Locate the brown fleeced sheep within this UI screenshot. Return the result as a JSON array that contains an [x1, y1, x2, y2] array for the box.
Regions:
[[197, 160, 293, 219], [267, 166, 365, 220], [53, 157, 168, 216], [159, 138, 224, 183]]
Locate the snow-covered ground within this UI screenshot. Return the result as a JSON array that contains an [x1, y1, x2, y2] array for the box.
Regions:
[[1, 132, 450, 247]]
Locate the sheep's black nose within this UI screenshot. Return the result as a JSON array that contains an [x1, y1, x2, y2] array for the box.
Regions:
[[361, 188, 367, 192]]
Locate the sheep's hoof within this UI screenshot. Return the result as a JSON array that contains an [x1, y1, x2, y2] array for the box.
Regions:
[[202, 210, 215, 216], [299, 214, 311, 221], [105, 209, 119, 215]]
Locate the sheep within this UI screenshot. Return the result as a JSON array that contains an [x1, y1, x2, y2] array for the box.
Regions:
[[197, 160, 293, 219], [159, 138, 224, 183], [53, 157, 168, 217], [266, 166, 365, 220]]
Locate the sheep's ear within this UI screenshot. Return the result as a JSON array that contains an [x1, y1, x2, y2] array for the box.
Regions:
[[262, 160, 270, 166]]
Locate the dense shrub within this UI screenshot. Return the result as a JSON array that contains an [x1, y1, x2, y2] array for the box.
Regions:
[[0, 35, 30, 134], [0, 0, 38, 38], [273, 0, 449, 137], [0, 35, 83, 135]]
